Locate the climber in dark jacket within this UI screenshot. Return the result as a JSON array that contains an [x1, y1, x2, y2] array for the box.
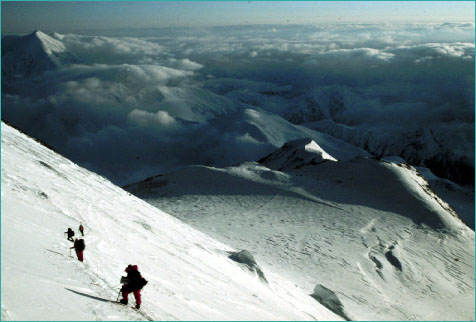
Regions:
[[119, 265, 147, 309], [65, 228, 75, 242]]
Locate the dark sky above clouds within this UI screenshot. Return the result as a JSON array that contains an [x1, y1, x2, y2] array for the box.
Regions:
[[1, 1, 475, 34]]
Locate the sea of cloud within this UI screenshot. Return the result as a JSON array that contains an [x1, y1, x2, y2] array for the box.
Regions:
[[2, 23, 474, 185]]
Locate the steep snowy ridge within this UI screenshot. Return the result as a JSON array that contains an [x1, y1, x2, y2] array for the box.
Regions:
[[1, 122, 342, 321], [258, 138, 337, 172], [303, 119, 475, 186], [126, 145, 475, 320], [382, 158, 475, 230], [420, 171, 475, 230], [2, 30, 77, 79]]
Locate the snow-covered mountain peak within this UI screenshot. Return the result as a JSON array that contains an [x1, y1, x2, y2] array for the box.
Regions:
[[258, 137, 337, 172], [1, 30, 77, 79], [288, 138, 336, 157], [30, 30, 67, 56]]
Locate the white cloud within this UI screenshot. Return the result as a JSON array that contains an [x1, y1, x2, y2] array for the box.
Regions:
[[319, 47, 395, 62], [56, 63, 194, 88], [54, 33, 164, 64], [166, 58, 204, 71], [128, 109, 178, 127]]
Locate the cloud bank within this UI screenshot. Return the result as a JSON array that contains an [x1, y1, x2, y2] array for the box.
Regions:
[[2, 23, 474, 185]]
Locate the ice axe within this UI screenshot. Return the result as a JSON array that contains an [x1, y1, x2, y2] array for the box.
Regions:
[[117, 276, 129, 302], [116, 289, 122, 302]]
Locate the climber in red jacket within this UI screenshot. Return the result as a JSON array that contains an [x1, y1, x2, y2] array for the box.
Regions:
[[70, 238, 85, 262], [119, 265, 148, 309]]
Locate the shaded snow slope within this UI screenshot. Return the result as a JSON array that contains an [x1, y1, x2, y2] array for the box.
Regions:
[[2, 31, 77, 79], [1, 122, 342, 321], [126, 155, 475, 320]]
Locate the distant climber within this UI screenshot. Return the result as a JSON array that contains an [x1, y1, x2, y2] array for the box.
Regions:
[[79, 223, 84, 236], [119, 265, 148, 309], [70, 238, 85, 262], [64, 228, 75, 242]]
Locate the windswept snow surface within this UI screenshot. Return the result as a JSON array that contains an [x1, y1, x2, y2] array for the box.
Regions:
[[1, 122, 343, 321], [126, 143, 475, 321]]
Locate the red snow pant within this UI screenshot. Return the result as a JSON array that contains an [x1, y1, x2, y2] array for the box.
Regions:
[[75, 250, 84, 262], [121, 285, 141, 305]]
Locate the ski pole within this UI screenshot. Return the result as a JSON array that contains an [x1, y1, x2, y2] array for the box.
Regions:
[[116, 289, 122, 302]]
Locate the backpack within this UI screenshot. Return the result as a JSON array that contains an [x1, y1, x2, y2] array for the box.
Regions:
[[137, 277, 148, 290], [77, 239, 85, 251], [68, 228, 74, 237]]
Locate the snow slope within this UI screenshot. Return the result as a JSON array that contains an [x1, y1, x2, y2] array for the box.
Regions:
[[126, 141, 475, 321], [1, 122, 343, 321], [2, 31, 77, 79]]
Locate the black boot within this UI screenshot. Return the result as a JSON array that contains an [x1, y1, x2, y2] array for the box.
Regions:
[[119, 299, 128, 305]]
